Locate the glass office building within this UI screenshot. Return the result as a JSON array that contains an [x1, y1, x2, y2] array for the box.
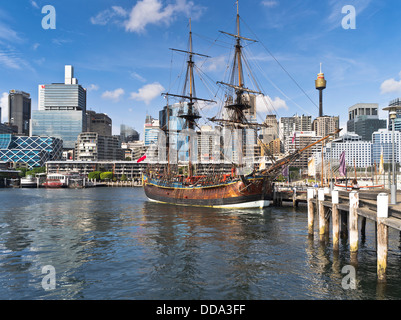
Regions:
[[31, 110, 85, 149], [38, 83, 86, 111], [347, 103, 386, 141], [31, 65, 87, 150], [0, 134, 63, 169], [372, 129, 401, 164], [158, 103, 190, 161]]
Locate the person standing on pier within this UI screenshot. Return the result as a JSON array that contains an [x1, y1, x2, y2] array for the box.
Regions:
[[352, 179, 359, 190]]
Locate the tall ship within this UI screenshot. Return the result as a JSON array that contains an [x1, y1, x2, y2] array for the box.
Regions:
[[143, 3, 338, 208]]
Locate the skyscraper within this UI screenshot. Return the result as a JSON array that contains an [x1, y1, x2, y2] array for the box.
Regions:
[[74, 132, 123, 161], [312, 115, 340, 138], [347, 103, 386, 141], [8, 90, 31, 136], [120, 124, 139, 142], [86, 110, 112, 136], [144, 115, 160, 146], [261, 114, 278, 144], [31, 65, 87, 149], [279, 114, 312, 152]]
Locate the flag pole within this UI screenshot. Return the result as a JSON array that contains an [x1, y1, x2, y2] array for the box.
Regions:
[[321, 142, 324, 187]]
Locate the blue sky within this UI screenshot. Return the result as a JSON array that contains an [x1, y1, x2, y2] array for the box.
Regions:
[[1, 0, 401, 137]]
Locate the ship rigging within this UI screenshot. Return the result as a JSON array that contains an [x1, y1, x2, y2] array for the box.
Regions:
[[142, 1, 339, 209]]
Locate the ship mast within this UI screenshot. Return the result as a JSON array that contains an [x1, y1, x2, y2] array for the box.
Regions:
[[162, 19, 215, 178], [217, 0, 259, 170]]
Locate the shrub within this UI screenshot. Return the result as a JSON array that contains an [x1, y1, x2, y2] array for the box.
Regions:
[[100, 171, 113, 181], [88, 171, 101, 180]]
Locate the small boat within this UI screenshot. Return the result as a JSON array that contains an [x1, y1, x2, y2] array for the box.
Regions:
[[334, 183, 384, 191], [20, 175, 38, 188], [42, 173, 67, 188]]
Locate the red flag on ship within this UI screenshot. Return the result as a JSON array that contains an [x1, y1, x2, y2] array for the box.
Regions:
[[137, 154, 147, 163]]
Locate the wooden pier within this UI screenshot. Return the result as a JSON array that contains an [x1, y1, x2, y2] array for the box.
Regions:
[[274, 185, 401, 282]]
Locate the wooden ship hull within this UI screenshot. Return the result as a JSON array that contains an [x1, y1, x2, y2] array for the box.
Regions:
[[143, 176, 273, 209]]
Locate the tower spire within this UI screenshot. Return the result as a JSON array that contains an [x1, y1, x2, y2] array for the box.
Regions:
[[315, 63, 327, 117]]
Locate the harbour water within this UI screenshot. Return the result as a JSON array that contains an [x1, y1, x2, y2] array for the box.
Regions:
[[1, 187, 401, 300]]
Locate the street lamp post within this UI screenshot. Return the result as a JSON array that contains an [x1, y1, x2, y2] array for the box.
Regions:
[[383, 105, 401, 205]]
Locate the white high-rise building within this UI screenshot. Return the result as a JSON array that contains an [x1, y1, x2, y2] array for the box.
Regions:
[[64, 65, 78, 85], [321, 133, 373, 169]]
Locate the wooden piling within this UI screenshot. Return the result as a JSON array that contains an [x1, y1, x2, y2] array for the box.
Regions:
[[361, 217, 366, 242], [377, 193, 389, 282], [307, 188, 315, 236], [273, 185, 277, 206], [318, 188, 325, 240], [349, 191, 359, 253], [332, 190, 340, 251], [293, 187, 297, 207]]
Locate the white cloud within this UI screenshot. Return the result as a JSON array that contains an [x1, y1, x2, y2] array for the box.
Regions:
[[52, 39, 72, 46], [124, 0, 174, 33], [0, 51, 20, 69], [256, 94, 288, 113], [30, 0, 39, 9], [34, 57, 45, 65], [0, 23, 22, 43], [90, 6, 128, 26], [130, 71, 146, 82], [91, 0, 205, 33], [130, 82, 165, 105], [380, 72, 401, 94], [102, 88, 125, 102], [0, 92, 8, 123], [125, 0, 205, 33], [0, 48, 32, 70], [202, 55, 226, 72], [87, 84, 99, 92], [261, 1, 278, 8]]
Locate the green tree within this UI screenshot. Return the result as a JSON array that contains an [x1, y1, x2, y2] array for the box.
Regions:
[[121, 174, 127, 181], [88, 171, 101, 180], [17, 167, 28, 177], [100, 172, 113, 181], [25, 166, 46, 177]]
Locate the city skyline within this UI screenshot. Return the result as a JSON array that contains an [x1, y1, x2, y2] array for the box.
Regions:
[[1, 1, 401, 136]]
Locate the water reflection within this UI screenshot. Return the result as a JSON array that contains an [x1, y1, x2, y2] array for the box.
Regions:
[[2, 188, 401, 299]]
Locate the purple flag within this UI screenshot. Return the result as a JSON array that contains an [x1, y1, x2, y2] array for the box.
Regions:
[[282, 165, 289, 177], [339, 151, 346, 177]]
